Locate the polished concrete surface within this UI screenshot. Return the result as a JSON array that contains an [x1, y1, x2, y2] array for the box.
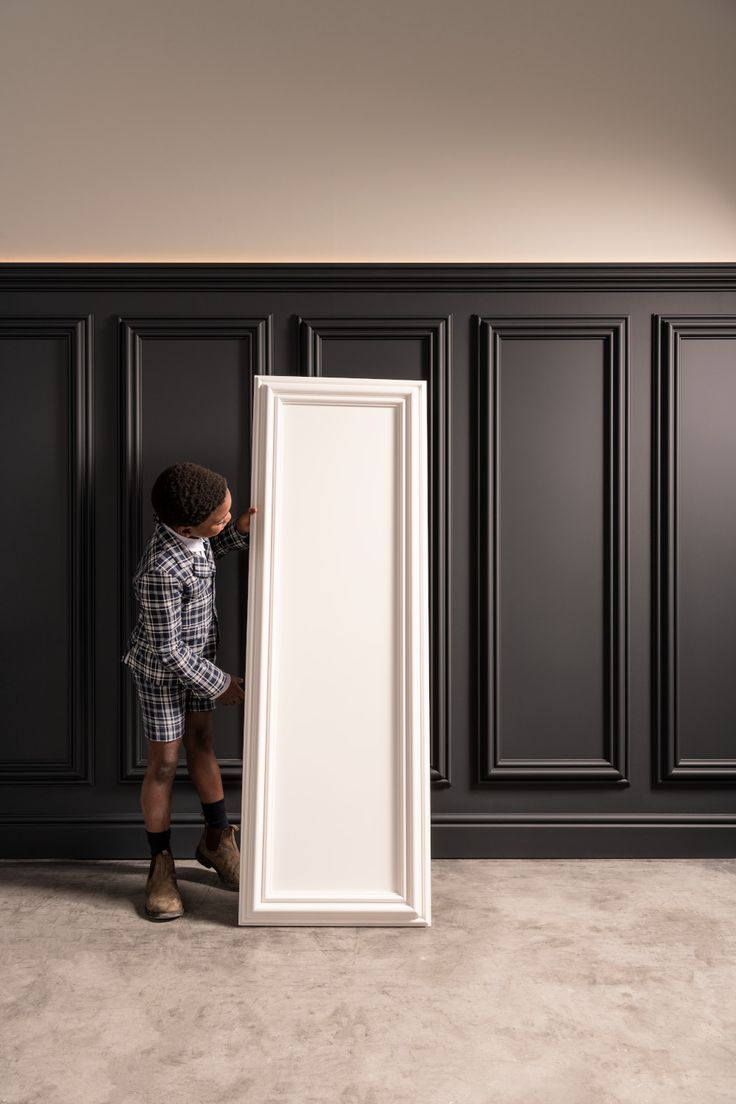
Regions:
[[2, 858, 735, 1104]]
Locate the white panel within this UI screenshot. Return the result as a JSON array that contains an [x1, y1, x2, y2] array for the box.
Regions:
[[271, 402, 398, 894], [240, 376, 431, 926]]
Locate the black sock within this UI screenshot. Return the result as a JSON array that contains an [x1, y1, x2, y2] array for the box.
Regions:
[[147, 828, 171, 856], [201, 798, 229, 830]]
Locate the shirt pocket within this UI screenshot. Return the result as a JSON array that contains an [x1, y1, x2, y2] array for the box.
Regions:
[[190, 571, 214, 604], [182, 560, 214, 598]]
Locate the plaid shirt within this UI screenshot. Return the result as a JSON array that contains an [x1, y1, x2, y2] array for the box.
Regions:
[[121, 518, 250, 697]]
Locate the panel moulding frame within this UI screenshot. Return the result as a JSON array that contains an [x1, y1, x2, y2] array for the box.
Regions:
[[239, 375, 431, 926]]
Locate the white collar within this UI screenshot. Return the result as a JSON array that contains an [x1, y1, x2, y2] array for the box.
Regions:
[[162, 521, 207, 557]]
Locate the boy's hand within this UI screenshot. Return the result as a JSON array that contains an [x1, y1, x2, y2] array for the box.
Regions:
[[235, 506, 257, 535], [216, 676, 245, 705]]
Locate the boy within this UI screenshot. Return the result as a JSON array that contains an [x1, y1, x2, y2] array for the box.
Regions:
[[121, 461, 256, 921]]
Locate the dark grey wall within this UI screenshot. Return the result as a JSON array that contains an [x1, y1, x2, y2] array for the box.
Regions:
[[1, 265, 735, 858]]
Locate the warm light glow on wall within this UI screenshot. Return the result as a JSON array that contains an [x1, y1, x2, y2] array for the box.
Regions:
[[1, 0, 735, 262]]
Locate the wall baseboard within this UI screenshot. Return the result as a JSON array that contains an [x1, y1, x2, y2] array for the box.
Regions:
[[1, 818, 734, 860], [432, 822, 736, 859]]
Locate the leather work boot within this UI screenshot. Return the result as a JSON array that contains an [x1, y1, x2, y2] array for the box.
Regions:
[[144, 850, 184, 921], [195, 824, 240, 889]]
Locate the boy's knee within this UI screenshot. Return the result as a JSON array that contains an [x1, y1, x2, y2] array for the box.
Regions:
[[146, 749, 180, 785]]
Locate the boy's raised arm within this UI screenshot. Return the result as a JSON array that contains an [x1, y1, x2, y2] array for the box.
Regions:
[[209, 507, 255, 560]]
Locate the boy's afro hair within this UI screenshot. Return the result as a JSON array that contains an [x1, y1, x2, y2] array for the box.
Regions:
[[151, 462, 228, 527]]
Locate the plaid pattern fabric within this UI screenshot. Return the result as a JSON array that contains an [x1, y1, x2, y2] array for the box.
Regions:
[[131, 666, 218, 742], [121, 518, 250, 701]]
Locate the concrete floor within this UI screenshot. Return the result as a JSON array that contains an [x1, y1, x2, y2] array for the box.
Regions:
[[1, 859, 735, 1104]]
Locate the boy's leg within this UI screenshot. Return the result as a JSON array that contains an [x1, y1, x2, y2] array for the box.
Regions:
[[130, 673, 186, 919], [182, 711, 222, 804], [184, 709, 240, 889], [141, 737, 182, 832], [133, 672, 187, 838], [140, 737, 184, 921]]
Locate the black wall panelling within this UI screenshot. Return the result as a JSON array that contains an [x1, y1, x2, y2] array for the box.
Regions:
[[119, 317, 272, 782], [298, 316, 451, 785], [0, 317, 94, 784], [476, 317, 628, 783], [654, 316, 736, 783], [1, 265, 736, 858]]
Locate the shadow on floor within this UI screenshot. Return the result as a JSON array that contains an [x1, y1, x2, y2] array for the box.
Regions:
[[0, 859, 239, 927]]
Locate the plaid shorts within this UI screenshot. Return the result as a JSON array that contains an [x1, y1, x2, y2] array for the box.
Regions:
[[131, 670, 217, 743]]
